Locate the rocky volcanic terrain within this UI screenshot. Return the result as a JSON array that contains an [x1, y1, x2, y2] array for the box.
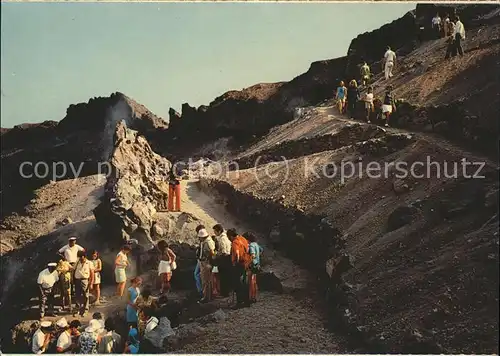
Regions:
[[1, 3, 499, 354]]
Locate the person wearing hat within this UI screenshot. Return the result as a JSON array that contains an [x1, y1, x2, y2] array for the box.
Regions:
[[78, 319, 101, 354], [37, 262, 60, 319], [55, 318, 79, 353], [198, 228, 215, 303], [32, 321, 53, 354], [73, 250, 95, 317], [58, 237, 85, 298]]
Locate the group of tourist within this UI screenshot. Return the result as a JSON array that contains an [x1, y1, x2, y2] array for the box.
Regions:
[[31, 312, 123, 354], [194, 224, 263, 308], [430, 11, 466, 59]]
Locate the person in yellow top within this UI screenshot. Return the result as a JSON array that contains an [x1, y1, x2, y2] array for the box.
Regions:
[[56, 258, 73, 313]]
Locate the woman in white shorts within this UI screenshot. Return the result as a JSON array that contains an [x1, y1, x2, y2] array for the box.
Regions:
[[90, 250, 102, 305], [115, 245, 131, 297]]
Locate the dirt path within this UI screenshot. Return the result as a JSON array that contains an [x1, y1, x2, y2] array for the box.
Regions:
[[321, 106, 498, 167], [174, 179, 344, 353]]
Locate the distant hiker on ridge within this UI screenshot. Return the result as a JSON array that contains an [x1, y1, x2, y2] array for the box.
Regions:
[[383, 46, 396, 80], [37, 262, 59, 319], [432, 12, 442, 39], [359, 62, 371, 87], [452, 16, 465, 57], [335, 81, 347, 115]]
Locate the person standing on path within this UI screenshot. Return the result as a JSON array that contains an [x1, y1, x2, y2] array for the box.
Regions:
[[246, 233, 263, 304], [198, 228, 215, 303], [73, 251, 95, 317], [381, 85, 397, 127], [193, 225, 204, 298], [363, 86, 374, 123], [56, 258, 72, 313], [347, 79, 360, 120], [453, 16, 465, 57], [58, 237, 84, 298], [212, 224, 232, 297], [126, 277, 143, 328], [431, 13, 442, 39], [37, 262, 59, 319], [90, 250, 102, 305], [228, 229, 252, 308], [167, 169, 181, 212], [383, 46, 396, 80], [335, 81, 347, 115], [115, 245, 131, 297]]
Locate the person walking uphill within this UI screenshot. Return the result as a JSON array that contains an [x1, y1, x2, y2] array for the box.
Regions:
[[335, 81, 347, 115], [167, 169, 181, 212], [73, 251, 95, 317], [228, 229, 252, 308], [37, 262, 60, 319], [347, 80, 360, 120], [198, 228, 215, 303], [383, 46, 396, 80], [213, 224, 232, 297], [381, 85, 397, 127], [246, 233, 263, 304]]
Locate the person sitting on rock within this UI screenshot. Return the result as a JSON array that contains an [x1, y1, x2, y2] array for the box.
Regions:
[[136, 288, 158, 336], [363, 86, 374, 123], [359, 62, 371, 87], [198, 228, 216, 304], [115, 245, 131, 297], [167, 168, 181, 212], [97, 318, 122, 354], [335, 81, 347, 114], [32, 321, 53, 354], [381, 85, 397, 127], [37, 262, 59, 319]]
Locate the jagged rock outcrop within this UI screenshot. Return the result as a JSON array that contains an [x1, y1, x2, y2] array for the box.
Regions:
[[161, 57, 347, 159], [1, 92, 167, 219], [93, 121, 171, 247]]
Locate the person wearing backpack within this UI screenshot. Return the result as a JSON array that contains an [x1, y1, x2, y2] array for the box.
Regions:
[[228, 229, 252, 308]]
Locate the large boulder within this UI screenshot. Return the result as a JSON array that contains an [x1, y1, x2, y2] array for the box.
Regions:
[[93, 121, 172, 247]]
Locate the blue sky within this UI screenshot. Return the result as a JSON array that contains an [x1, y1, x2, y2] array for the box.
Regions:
[[1, 2, 414, 128]]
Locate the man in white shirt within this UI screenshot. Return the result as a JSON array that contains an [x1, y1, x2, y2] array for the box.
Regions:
[[55, 318, 78, 354], [431, 13, 442, 38], [32, 321, 53, 354], [453, 16, 465, 57], [73, 251, 94, 317], [37, 263, 59, 318], [198, 228, 215, 303], [383, 46, 396, 80], [212, 224, 232, 297]]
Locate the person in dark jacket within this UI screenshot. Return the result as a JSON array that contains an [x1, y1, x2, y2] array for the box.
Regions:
[[381, 85, 397, 127], [346, 80, 360, 120]]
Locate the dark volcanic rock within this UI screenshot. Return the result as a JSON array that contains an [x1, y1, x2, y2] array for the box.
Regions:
[[93, 121, 171, 247], [387, 205, 419, 232], [1, 92, 168, 219]]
